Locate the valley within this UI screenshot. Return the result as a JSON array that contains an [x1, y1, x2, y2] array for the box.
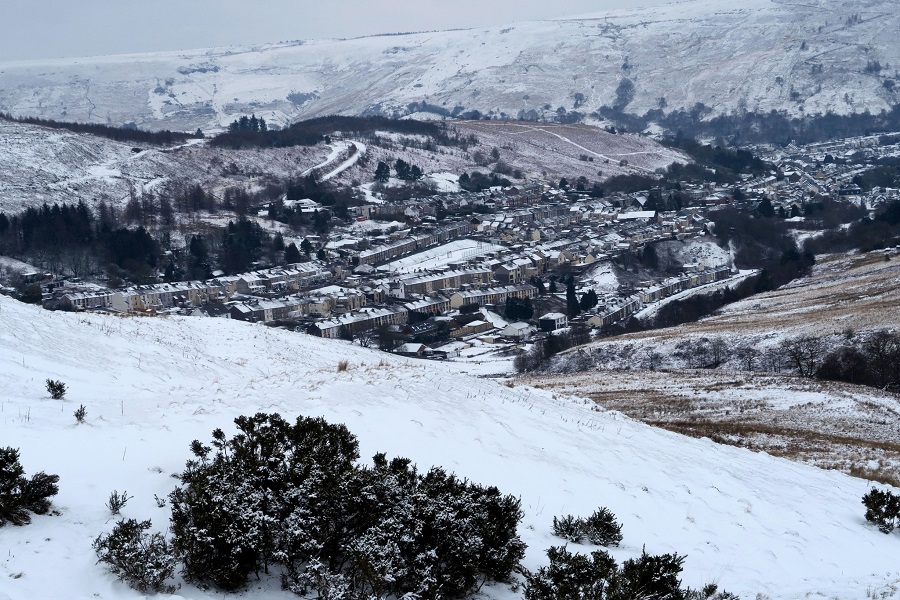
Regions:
[[2, 2, 900, 598]]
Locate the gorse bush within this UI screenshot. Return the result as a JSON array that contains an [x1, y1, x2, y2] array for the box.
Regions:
[[552, 514, 584, 542], [93, 519, 177, 594], [552, 508, 623, 547], [45, 379, 66, 400], [0, 447, 59, 527], [525, 546, 684, 600], [583, 508, 624, 546], [168, 412, 526, 597], [863, 488, 900, 534], [525, 546, 737, 600]]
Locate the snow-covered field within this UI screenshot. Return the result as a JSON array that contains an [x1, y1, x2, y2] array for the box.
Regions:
[[526, 367, 900, 481], [378, 239, 503, 273], [581, 261, 618, 292], [1, 289, 900, 598], [451, 121, 689, 180]]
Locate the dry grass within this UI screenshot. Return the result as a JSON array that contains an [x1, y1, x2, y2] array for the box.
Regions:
[[522, 368, 900, 486], [336, 359, 350, 372], [596, 251, 900, 345], [516, 254, 900, 485]]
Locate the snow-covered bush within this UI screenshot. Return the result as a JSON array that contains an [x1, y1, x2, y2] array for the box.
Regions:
[[525, 546, 735, 600], [525, 546, 684, 600], [0, 447, 60, 527], [93, 518, 177, 594], [863, 488, 900, 534], [169, 412, 526, 597], [552, 514, 584, 542], [583, 507, 624, 547], [45, 379, 66, 400], [551, 507, 623, 547]]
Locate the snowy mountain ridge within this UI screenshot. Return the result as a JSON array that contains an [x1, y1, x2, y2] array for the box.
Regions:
[[2, 0, 899, 132], [1, 293, 898, 599]]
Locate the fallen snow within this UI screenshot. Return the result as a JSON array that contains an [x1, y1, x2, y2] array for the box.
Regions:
[[378, 239, 503, 273], [581, 261, 618, 292], [1, 294, 899, 599]]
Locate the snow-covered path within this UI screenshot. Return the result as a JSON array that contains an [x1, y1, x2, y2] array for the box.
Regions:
[[300, 140, 365, 180], [320, 141, 366, 181]]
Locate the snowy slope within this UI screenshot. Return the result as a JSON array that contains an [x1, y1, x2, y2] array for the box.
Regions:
[[1, 295, 898, 598], [0, 119, 330, 213], [1, 0, 899, 131], [0, 118, 686, 213]]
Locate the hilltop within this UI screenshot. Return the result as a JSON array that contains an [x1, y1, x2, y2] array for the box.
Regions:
[[1, 0, 899, 137]]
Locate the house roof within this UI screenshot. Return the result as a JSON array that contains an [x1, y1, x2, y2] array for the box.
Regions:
[[539, 312, 567, 320]]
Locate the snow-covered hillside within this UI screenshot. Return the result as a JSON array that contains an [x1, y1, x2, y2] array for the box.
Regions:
[[1, 295, 898, 598], [0, 120, 331, 213], [0, 118, 686, 213], [1, 0, 898, 131]]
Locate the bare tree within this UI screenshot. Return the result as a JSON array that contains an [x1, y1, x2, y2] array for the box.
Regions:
[[735, 346, 760, 371], [864, 330, 900, 389], [779, 335, 826, 377], [641, 348, 663, 371], [709, 337, 729, 368]]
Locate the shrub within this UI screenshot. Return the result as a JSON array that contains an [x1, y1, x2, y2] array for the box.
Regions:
[[0, 447, 60, 526], [93, 519, 177, 594], [583, 507, 623, 547], [46, 379, 66, 400], [525, 546, 686, 600], [552, 514, 584, 542], [551, 507, 623, 547], [525, 545, 737, 600], [169, 413, 526, 596], [74, 404, 87, 424], [862, 488, 900, 534], [105, 490, 132, 515]]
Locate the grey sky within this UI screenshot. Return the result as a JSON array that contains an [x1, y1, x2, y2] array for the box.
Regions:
[[1, 0, 666, 62]]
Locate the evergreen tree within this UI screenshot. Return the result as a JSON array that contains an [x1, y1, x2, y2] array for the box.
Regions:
[[300, 238, 314, 256], [505, 297, 534, 321], [566, 280, 581, 318], [374, 161, 390, 182], [284, 242, 302, 263], [312, 210, 329, 235], [579, 292, 593, 312], [394, 159, 411, 180], [756, 197, 775, 218]]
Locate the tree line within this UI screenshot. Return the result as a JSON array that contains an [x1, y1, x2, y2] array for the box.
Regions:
[[211, 115, 473, 150], [0, 201, 324, 289], [0, 112, 196, 146], [594, 102, 900, 146]]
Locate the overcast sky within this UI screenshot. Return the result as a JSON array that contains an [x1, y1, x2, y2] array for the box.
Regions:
[[1, 0, 667, 62]]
